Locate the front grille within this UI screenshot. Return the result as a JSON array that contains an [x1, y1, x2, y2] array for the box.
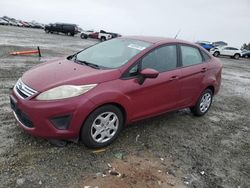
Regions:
[[16, 87, 28, 98], [14, 79, 37, 99], [10, 97, 34, 128]]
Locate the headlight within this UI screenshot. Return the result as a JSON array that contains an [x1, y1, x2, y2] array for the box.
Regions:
[[36, 84, 97, 100]]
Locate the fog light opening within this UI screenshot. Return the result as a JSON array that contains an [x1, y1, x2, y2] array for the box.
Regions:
[[50, 115, 71, 130]]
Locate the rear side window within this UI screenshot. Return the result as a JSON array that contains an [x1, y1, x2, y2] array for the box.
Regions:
[[181, 46, 203, 66], [63, 25, 73, 31], [231, 47, 238, 50], [141, 45, 177, 72]]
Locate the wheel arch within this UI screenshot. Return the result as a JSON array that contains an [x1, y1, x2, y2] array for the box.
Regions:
[[78, 102, 127, 141], [234, 53, 241, 58], [206, 85, 215, 95], [98, 102, 127, 125]]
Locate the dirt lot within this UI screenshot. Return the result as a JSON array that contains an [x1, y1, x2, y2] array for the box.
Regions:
[[0, 26, 249, 188]]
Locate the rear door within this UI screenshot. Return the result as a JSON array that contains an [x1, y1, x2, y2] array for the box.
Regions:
[[229, 47, 239, 56], [178, 45, 210, 107]]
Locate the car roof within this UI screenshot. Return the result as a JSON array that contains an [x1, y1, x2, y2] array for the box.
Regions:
[[55, 23, 77, 26], [223, 46, 239, 49], [121, 36, 194, 45]]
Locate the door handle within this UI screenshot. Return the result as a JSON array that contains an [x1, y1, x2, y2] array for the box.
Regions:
[[201, 68, 207, 73], [169, 75, 179, 81]]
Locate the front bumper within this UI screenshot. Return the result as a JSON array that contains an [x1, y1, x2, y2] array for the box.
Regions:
[[10, 91, 95, 139]]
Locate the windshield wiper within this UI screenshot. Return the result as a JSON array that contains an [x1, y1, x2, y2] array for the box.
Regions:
[[74, 58, 100, 69]]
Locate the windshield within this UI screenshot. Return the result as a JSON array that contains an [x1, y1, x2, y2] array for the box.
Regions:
[[75, 38, 152, 68]]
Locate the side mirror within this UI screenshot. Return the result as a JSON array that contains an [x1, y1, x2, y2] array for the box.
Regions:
[[67, 54, 74, 60], [138, 68, 159, 85]]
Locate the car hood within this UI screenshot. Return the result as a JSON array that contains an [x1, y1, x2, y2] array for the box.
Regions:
[[22, 58, 121, 92]]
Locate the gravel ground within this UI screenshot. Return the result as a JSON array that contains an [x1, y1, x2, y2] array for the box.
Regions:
[[0, 26, 249, 188]]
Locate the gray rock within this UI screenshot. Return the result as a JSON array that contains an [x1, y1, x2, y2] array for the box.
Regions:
[[16, 178, 25, 186]]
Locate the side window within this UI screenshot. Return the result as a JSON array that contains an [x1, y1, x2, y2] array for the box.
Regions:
[[141, 45, 177, 72], [56, 24, 61, 29], [200, 50, 211, 62], [181, 46, 203, 66], [128, 64, 139, 76], [231, 47, 238, 50], [123, 63, 139, 78]]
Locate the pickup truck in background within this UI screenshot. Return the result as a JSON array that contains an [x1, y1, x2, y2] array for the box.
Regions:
[[80, 30, 99, 39], [98, 30, 121, 41]]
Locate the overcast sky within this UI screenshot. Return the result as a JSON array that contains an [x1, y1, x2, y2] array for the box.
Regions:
[[1, 0, 250, 47]]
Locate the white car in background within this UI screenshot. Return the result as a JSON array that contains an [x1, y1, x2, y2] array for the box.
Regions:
[[210, 46, 242, 59]]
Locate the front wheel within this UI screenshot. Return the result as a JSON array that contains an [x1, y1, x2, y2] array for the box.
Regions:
[[81, 105, 124, 148], [213, 51, 220, 57], [190, 89, 213, 116]]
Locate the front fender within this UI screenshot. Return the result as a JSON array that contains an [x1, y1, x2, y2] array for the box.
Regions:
[[85, 86, 133, 124]]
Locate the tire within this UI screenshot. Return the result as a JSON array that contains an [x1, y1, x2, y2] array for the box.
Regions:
[[233, 53, 240, 60], [101, 37, 106, 42], [213, 51, 220, 57], [190, 89, 213, 116], [81, 105, 124, 148], [80, 33, 88, 39], [45, 29, 49, 33], [71, 33, 74, 37]]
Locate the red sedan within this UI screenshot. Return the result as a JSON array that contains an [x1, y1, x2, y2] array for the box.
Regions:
[[10, 36, 222, 148]]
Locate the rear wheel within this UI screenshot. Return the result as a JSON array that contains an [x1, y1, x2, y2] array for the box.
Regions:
[[81, 105, 124, 148], [45, 29, 49, 33], [213, 51, 220, 57], [234, 53, 240, 60], [190, 89, 213, 116], [80, 33, 88, 39], [101, 37, 106, 42]]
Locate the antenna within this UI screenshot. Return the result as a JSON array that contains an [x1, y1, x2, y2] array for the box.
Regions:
[[174, 29, 181, 39]]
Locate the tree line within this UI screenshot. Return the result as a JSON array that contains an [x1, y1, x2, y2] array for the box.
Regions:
[[241, 43, 250, 50]]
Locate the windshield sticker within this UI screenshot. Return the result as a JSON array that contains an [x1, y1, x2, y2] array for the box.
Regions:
[[128, 44, 146, 51]]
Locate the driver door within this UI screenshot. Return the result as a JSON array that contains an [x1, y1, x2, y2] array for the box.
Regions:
[[123, 45, 182, 120], [220, 47, 230, 55]]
